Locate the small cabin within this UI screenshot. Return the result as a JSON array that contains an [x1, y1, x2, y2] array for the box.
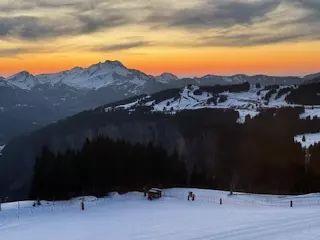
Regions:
[[147, 188, 162, 200]]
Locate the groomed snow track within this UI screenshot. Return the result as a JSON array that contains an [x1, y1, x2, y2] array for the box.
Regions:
[[1, 188, 320, 240]]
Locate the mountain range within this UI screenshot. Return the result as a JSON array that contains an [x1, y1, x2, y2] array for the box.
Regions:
[[2, 60, 312, 91], [2, 60, 320, 199], [0, 61, 170, 144], [1, 60, 318, 145], [2, 77, 320, 199]]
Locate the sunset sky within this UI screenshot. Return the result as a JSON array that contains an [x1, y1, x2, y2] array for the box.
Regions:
[[1, 0, 320, 77]]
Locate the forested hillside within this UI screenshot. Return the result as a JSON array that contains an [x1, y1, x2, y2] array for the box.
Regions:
[[4, 82, 320, 200], [31, 137, 187, 200]]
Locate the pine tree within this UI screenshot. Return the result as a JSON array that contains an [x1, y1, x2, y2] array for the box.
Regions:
[[30, 137, 188, 200]]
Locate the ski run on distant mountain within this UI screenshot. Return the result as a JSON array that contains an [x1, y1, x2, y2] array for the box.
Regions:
[[1, 60, 318, 144], [294, 133, 320, 148], [105, 84, 320, 124]]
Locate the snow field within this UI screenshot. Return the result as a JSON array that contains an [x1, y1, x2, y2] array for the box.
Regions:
[[109, 85, 320, 123], [103, 84, 320, 124], [300, 106, 320, 120], [1, 188, 320, 240], [294, 132, 320, 148]]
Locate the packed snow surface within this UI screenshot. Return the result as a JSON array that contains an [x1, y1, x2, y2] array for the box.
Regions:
[[1, 188, 320, 240], [294, 132, 320, 148]]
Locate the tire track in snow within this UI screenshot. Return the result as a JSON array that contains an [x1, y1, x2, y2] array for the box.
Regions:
[[190, 212, 320, 240], [132, 211, 320, 240]]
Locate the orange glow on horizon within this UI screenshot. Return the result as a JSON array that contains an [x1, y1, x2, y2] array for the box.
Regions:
[[1, 0, 320, 78], [1, 41, 320, 77]]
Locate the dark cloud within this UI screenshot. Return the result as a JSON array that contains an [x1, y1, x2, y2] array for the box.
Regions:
[[94, 41, 151, 52], [295, 0, 320, 11], [0, 0, 320, 47], [0, 46, 66, 58], [199, 32, 313, 47], [0, 0, 134, 40], [0, 47, 28, 57], [77, 14, 130, 34], [0, 0, 89, 12], [172, 0, 320, 47], [0, 16, 66, 39], [150, 0, 320, 46], [147, 0, 281, 29], [0, 13, 131, 40], [144, 0, 320, 46]]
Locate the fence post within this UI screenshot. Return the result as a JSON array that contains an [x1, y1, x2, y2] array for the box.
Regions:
[[81, 200, 85, 211], [220, 198, 222, 205], [17, 201, 20, 220]]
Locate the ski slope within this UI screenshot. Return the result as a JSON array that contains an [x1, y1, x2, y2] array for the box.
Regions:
[[1, 188, 320, 240], [106, 85, 303, 123], [294, 132, 320, 148]]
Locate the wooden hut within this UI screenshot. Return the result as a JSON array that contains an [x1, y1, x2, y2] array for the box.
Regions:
[[147, 188, 162, 200]]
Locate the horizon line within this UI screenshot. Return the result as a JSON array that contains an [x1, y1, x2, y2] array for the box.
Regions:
[[1, 59, 317, 79]]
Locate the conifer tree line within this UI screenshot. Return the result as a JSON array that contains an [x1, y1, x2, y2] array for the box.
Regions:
[[30, 137, 187, 200], [29, 107, 320, 200]]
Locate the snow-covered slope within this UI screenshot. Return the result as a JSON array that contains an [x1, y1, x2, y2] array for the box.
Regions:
[[106, 84, 297, 123], [304, 72, 320, 81], [5, 71, 39, 90], [2, 60, 308, 92], [155, 72, 179, 83], [193, 74, 303, 86], [0, 78, 14, 88], [0, 60, 318, 145], [294, 133, 320, 148], [5, 61, 155, 93], [105, 83, 320, 123], [0, 61, 171, 143], [36, 61, 151, 93], [1, 188, 320, 240]]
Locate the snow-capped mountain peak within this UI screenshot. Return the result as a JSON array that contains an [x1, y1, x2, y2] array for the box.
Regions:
[[155, 72, 179, 83], [1, 60, 313, 92], [6, 71, 39, 90], [0, 76, 9, 87], [35, 60, 147, 91], [87, 60, 125, 73], [1, 60, 148, 91]]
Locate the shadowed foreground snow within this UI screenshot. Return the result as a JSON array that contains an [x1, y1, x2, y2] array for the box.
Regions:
[[1, 188, 320, 240]]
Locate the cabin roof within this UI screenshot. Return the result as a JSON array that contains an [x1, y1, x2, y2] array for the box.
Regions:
[[149, 188, 162, 193]]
